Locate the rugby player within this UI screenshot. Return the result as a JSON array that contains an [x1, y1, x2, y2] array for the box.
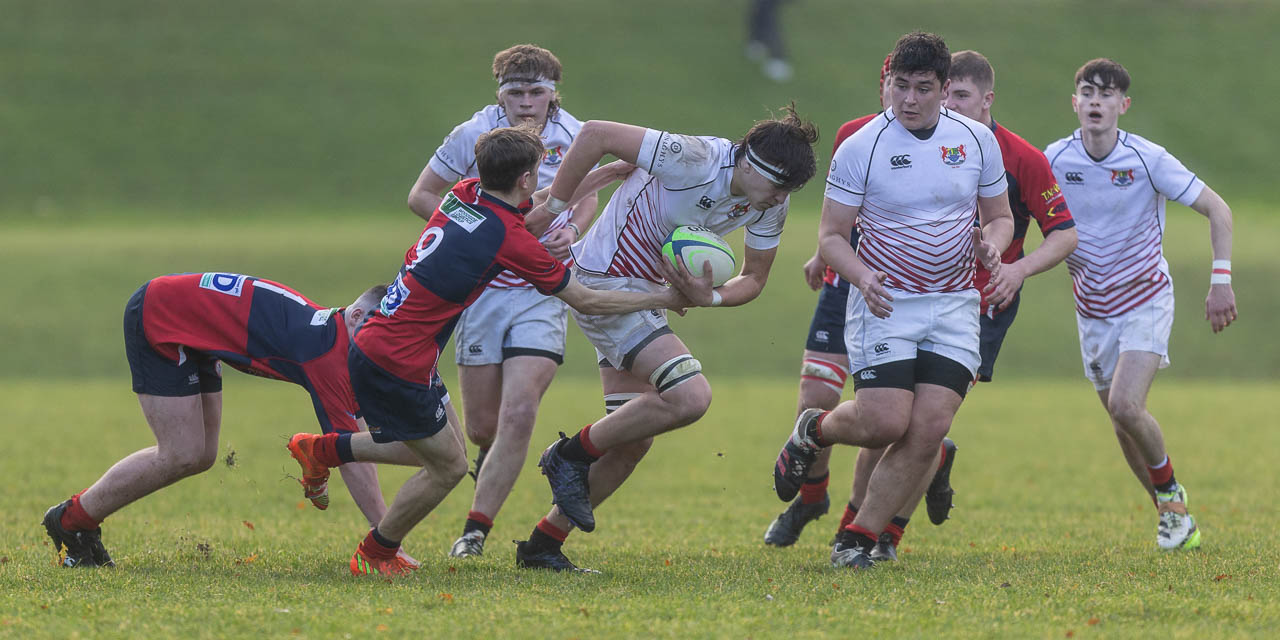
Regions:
[[765, 55, 965, 558], [287, 127, 698, 576], [512, 106, 819, 571], [42, 275, 411, 567], [772, 32, 1015, 569], [1046, 58, 1236, 550], [406, 44, 603, 559]]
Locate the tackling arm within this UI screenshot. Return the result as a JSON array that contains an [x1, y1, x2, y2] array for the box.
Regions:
[[553, 274, 686, 316]]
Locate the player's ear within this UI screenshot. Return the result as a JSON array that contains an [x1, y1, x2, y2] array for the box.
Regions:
[[1120, 95, 1131, 114], [984, 90, 994, 111]]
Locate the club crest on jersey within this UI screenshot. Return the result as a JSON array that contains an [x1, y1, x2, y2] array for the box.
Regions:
[[1111, 169, 1135, 187], [199, 273, 246, 297], [728, 202, 751, 218], [940, 144, 966, 166], [543, 146, 563, 166]]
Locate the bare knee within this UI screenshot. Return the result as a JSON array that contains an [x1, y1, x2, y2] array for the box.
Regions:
[[428, 451, 469, 488], [854, 405, 909, 448], [1107, 396, 1147, 429], [665, 376, 712, 427], [159, 445, 213, 479]]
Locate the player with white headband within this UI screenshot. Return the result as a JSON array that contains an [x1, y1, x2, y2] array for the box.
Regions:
[[406, 44, 609, 560], [511, 105, 820, 572]]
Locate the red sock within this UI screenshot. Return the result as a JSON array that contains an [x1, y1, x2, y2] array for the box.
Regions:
[[799, 474, 829, 505], [884, 522, 906, 546], [843, 523, 878, 541], [536, 517, 570, 542], [61, 492, 100, 532], [579, 424, 605, 458], [813, 411, 832, 446], [937, 441, 948, 470], [312, 433, 343, 468], [838, 503, 858, 532], [1147, 456, 1174, 489], [359, 529, 399, 560], [467, 511, 494, 528]]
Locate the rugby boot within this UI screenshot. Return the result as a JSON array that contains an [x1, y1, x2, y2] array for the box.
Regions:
[[538, 434, 594, 532], [287, 433, 330, 510], [924, 437, 958, 525], [42, 501, 114, 568], [829, 530, 875, 570], [773, 408, 824, 501], [869, 532, 898, 562], [514, 540, 599, 574], [448, 530, 486, 558], [764, 493, 830, 547], [350, 546, 415, 577], [1156, 484, 1201, 551], [396, 547, 421, 569]]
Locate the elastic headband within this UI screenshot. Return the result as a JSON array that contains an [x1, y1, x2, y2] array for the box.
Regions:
[[498, 77, 557, 92], [746, 146, 788, 186]]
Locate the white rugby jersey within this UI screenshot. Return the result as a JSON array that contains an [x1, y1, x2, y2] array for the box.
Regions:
[[825, 107, 1007, 293], [570, 129, 788, 283], [1046, 129, 1204, 318], [427, 104, 585, 288]]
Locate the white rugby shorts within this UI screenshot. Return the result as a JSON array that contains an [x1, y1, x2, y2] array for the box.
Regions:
[[569, 270, 670, 370], [845, 288, 982, 376], [1076, 286, 1174, 390], [454, 286, 568, 366]]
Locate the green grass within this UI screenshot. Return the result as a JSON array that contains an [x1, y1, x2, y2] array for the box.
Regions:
[[3, 378, 1277, 638]]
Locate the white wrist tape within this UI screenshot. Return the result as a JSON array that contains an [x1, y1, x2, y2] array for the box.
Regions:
[[546, 195, 569, 215], [710, 290, 723, 307], [1211, 259, 1232, 285]]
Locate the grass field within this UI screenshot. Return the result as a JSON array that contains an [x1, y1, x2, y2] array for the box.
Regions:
[[3, 378, 1278, 638], [3, 0, 1279, 637]]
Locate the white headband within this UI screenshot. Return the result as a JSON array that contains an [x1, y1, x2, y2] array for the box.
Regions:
[[746, 146, 788, 186], [498, 77, 557, 93]]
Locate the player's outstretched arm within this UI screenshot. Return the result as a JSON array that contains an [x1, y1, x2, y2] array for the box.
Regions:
[[554, 273, 689, 316], [529, 160, 635, 238], [1189, 185, 1237, 332], [408, 166, 453, 221], [819, 197, 892, 317]]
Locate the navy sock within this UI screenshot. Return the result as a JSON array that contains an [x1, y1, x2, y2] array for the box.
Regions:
[[370, 527, 401, 550], [559, 433, 599, 464], [336, 433, 356, 464], [527, 527, 563, 553]]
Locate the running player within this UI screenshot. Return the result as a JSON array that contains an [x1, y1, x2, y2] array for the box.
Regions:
[[513, 106, 819, 572], [764, 54, 963, 558], [42, 275, 407, 568], [406, 44, 603, 559], [286, 127, 697, 576], [1046, 58, 1236, 550], [771, 32, 1015, 569]]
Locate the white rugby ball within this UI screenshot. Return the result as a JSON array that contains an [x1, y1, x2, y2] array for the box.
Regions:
[[661, 225, 736, 287]]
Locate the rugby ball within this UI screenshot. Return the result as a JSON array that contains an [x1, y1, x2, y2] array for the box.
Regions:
[[661, 226, 736, 287]]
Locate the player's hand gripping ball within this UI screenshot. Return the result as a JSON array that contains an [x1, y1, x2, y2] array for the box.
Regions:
[[661, 226, 736, 287]]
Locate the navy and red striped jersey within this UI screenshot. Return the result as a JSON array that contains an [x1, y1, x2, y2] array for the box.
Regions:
[[821, 112, 878, 287], [140, 273, 361, 433], [354, 179, 570, 384], [975, 121, 1076, 309]]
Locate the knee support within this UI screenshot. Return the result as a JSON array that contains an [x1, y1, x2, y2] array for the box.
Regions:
[[604, 392, 642, 414], [648, 355, 702, 393], [801, 358, 847, 393]]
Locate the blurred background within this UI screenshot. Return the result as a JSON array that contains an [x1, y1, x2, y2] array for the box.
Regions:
[[3, 0, 1276, 384]]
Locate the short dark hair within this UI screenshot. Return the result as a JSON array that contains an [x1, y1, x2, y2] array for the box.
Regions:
[[889, 31, 950, 85], [733, 103, 819, 191], [475, 126, 544, 193], [493, 44, 563, 118], [1075, 58, 1130, 93], [950, 50, 994, 93]]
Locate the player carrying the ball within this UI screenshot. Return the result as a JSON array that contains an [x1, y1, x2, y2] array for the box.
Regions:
[[513, 105, 819, 571], [1046, 58, 1237, 551]]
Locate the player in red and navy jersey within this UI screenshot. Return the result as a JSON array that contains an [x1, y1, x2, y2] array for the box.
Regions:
[[42, 274, 401, 568], [286, 127, 697, 577]]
